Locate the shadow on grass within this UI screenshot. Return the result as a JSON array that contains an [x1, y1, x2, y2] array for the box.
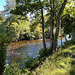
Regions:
[[70, 60, 75, 75]]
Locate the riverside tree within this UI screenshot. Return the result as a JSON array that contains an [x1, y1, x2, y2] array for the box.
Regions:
[[43, 0, 67, 52]]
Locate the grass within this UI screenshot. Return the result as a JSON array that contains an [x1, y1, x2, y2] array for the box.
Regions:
[[4, 40, 75, 75], [31, 40, 75, 75]]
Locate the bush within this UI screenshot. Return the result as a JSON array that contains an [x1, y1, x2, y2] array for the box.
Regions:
[[39, 48, 50, 58], [0, 44, 7, 75], [4, 62, 32, 75], [4, 62, 21, 75], [70, 60, 75, 75], [23, 55, 40, 69], [0, 33, 9, 44], [0, 33, 10, 75], [64, 40, 75, 46]]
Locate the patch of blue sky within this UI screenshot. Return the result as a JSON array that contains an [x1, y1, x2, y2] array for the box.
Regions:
[[0, 0, 6, 11]]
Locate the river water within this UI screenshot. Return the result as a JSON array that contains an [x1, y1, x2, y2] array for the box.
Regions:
[[6, 36, 71, 65]]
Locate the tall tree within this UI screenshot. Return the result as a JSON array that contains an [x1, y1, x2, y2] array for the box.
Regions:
[[50, 0, 55, 53], [39, 0, 46, 51], [53, 0, 67, 52]]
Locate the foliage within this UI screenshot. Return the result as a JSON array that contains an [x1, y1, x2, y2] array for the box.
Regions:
[[4, 62, 22, 75], [62, 14, 75, 34], [0, 11, 6, 21], [70, 60, 75, 75], [4, 62, 31, 75], [0, 0, 75, 75], [23, 56, 40, 69], [61, 1, 75, 42], [0, 33, 9, 75], [0, 44, 7, 75], [39, 48, 51, 58], [0, 33, 9, 44], [64, 39, 75, 44]]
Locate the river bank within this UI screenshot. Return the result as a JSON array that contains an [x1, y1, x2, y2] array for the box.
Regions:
[[4, 40, 75, 75]]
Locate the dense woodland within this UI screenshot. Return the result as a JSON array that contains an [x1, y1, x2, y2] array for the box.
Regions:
[[0, 0, 75, 75]]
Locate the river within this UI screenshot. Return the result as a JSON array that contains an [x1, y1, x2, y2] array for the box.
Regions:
[[6, 36, 71, 65]]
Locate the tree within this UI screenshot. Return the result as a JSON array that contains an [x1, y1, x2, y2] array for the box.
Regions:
[[0, 11, 6, 22], [53, 0, 67, 52], [61, 0, 75, 42], [62, 14, 75, 42], [40, 0, 46, 51], [49, 0, 55, 53], [0, 33, 9, 75]]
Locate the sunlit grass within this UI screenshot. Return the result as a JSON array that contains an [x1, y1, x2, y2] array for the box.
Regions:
[[32, 51, 72, 75], [32, 42, 75, 75]]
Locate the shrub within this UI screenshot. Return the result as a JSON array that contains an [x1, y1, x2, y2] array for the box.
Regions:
[[0, 33, 10, 75], [39, 48, 50, 58], [23, 55, 40, 69], [64, 40, 75, 46], [4, 62, 22, 75]]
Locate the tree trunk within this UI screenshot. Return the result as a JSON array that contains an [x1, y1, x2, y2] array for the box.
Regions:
[[39, 0, 46, 51], [72, 28, 75, 42], [0, 62, 4, 75], [53, 17, 61, 52], [60, 21, 62, 48], [53, 0, 67, 52], [0, 45, 6, 75], [50, 0, 54, 53], [64, 34, 67, 41], [41, 7, 46, 51], [61, 30, 62, 48]]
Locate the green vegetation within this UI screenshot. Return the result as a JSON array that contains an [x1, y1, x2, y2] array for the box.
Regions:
[[0, 12, 49, 41], [0, 33, 9, 75], [3, 40, 75, 75], [0, 0, 75, 75]]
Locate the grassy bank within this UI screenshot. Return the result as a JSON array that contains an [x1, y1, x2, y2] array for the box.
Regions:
[[4, 40, 75, 75], [32, 46, 75, 75]]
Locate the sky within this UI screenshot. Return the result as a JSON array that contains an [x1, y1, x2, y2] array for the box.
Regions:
[[0, 0, 6, 11]]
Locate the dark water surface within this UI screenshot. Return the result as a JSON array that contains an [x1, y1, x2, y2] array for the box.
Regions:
[[6, 37, 71, 65]]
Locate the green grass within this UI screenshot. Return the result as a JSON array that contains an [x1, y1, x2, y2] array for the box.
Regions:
[[32, 41, 75, 75]]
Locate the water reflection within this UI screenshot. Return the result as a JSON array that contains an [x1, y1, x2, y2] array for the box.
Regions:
[[6, 37, 71, 65]]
